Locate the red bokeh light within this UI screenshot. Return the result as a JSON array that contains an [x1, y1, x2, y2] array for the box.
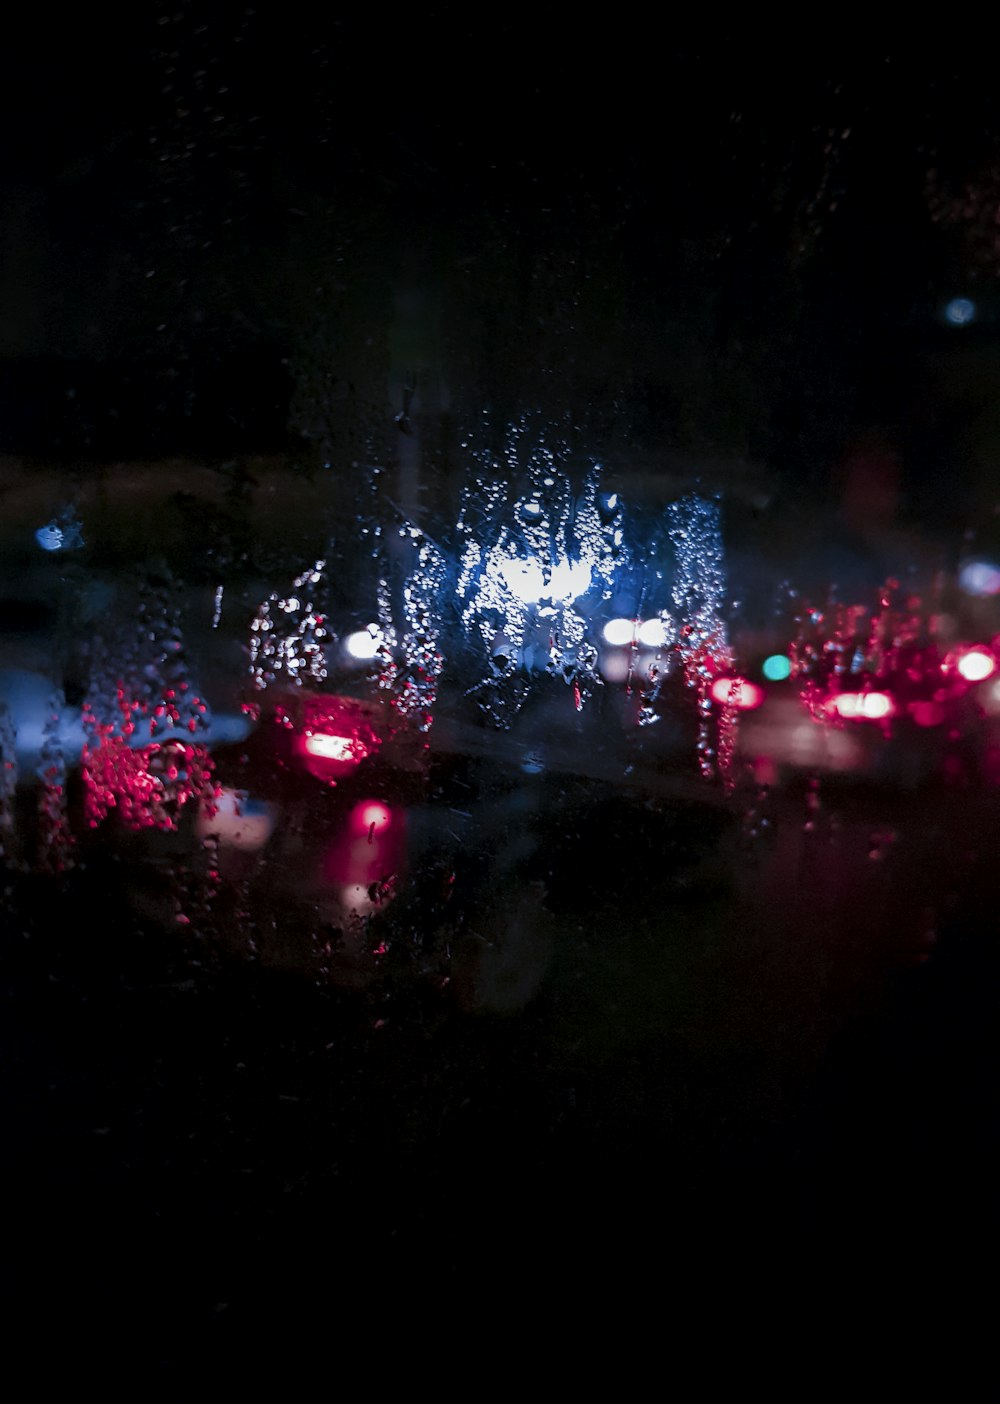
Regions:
[[352, 800, 392, 834], [294, 694, 383, 780], [908, 700, 946, 728]]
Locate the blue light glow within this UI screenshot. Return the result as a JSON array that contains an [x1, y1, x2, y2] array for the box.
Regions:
[[35, 524, 64, 551], [34, 507, 84, 552], [762, 653, 792, 681], [945, 297, 976, 326], [959, 560, 1000, 597]]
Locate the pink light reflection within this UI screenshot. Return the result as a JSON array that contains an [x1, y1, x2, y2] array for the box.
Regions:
[[908, 700, 946, 728], [352, 800, 392, 834], [303, 732, 370, 763], [322, 800, 405, 895]]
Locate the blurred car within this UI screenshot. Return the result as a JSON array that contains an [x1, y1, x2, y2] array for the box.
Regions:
[[202, 687, 427, 930], [190, 657, 738, 941], [730, 635, 1000, 789]]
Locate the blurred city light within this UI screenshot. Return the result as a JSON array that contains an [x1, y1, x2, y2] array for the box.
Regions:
[[599, 652, 631, 683], [196, 788, 275, 852], [762, 653, 792, 681], [602, 616, 671, 648], [352, 800, 393, 833], [500, 556, 592, 603], [710, 676, 764, 709], [35, 524, 64, 551], [303, 733, 370, 762], [603, 617, 636, 646], [945, 297, 976, 325], [295, 695, 383, 780], [955, 646, 996, 683], [345, 626, 385, 661], [637, 617, 671, 648], [959, 560, 1000, 597], [829, 691, 895, 720]]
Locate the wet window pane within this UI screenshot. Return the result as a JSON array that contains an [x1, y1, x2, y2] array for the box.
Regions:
[[2, 25, 996, 1335]]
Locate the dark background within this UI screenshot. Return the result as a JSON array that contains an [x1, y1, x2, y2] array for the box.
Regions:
[[2, 10, 1000, 532]]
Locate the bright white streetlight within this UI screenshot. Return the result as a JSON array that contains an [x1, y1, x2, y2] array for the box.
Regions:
[[345, 626, 385, 661]]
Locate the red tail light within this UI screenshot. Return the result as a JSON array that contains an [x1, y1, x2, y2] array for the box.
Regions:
[[303, 733, 371, 763], [294, 695, 383, 780]]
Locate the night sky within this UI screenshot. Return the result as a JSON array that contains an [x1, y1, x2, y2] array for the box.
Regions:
[[2, 9, 999, 522]]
